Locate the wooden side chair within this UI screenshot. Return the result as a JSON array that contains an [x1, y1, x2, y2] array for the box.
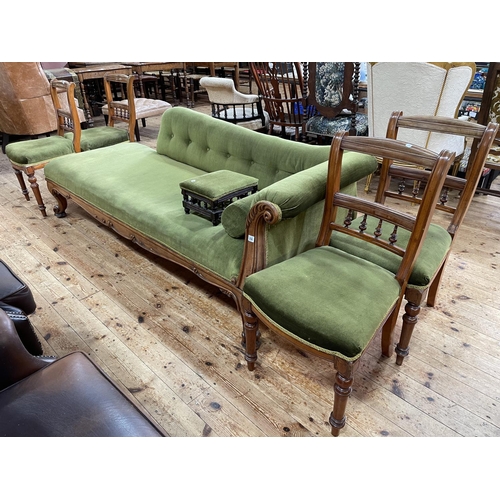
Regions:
[[51, 78, 133, 153], [101, 73, 171, 141], [303, 62, 368, 142], [329, 112, 499, 366], [240, 132, 455, 436], [250, 62, 306, 141]]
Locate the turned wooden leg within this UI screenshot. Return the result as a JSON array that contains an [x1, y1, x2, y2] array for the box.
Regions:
[[26, 167, 47, 217], [241, 298, 259, 371], [13, 168, 30, 200], [395, 300, 421, 365], [329, 360, 354, 437]]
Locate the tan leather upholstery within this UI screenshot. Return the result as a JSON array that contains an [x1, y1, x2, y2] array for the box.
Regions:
[[0, 62, 57, 136]]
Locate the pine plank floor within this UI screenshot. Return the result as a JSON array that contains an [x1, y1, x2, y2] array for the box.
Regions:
[[1, 105, 500, 438]]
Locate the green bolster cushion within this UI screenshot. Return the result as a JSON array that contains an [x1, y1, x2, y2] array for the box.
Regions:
[[330, 216, 452, 287], [221, 152, 378, 239], [65, 127, 129, 151], [243, 246, 401, 360], [5, 135, 75, 165]]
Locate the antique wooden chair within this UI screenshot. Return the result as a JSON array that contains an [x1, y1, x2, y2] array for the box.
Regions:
[[51, 78, 133, 153], [250, 62, 306, 140], [101, 73, 171, 140], [199, 76, 269, 132], [303, 62, 368, 142], [240, 132, 454, 435], [363, 62, 475, 192], [329, 112, 499, 366]]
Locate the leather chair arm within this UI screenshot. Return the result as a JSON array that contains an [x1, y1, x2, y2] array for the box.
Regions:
[[0, 309, 51, 391]]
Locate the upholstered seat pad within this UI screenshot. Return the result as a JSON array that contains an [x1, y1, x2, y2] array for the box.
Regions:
[[0, 351, 164, 437], [5, 135, 74, 165], [243, 246, 401, 360], [65, 126, 129, 151], [330, 216, 452, 288], [306, 113, 369, 137], [102, 98, 171, 119]]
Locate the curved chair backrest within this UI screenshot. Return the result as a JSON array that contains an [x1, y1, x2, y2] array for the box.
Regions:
[[103, 73, 137, 140], [250, 62, 305, 140], [379, 111, 499, 238], [50, 79, 84, 152]]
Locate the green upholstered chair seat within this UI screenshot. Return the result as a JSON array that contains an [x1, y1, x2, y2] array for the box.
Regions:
[[243, 246, 401, 360], [330, 215, 452, 288], [65, 127, 129, 152], [5, 136, 75, 165]]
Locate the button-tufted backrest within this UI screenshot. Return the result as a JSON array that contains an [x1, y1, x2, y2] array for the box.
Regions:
[[156, 107, 331, 189]]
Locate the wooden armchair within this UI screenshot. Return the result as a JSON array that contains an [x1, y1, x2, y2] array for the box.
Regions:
[[329, 112, 499, 366], [240, 132, 454, 435], [303, 62, 368, 142], [250, 62, 306, 140]]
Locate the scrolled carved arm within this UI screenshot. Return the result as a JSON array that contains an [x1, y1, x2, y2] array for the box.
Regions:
[[236, 201, 282, 288]]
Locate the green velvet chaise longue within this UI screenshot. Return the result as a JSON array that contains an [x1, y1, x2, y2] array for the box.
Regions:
[[44, 107, 377, 324]]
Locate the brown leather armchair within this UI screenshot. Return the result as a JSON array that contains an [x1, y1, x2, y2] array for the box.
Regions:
[[0, 62, 58, 153], [0, 308, 165, 437]]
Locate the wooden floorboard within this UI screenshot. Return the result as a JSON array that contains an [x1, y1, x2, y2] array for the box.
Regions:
[[1, 108, 499, 438]]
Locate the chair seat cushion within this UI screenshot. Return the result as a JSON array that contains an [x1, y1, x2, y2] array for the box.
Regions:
[[102, 99, 172, 119], [65, 126, 129, 151], [306, 113, 369, 137], [243, 246, 401, 360], [5, 135, 75, 166], [330, 216, 452, 287], [0, 351, 164, 437]]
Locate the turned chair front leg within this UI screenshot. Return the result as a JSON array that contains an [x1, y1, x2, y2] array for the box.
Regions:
[[330, 359, 354, 436], [26, 167, 47, 217], [395, 289, 425, 365], [13, 169, 30, 200]]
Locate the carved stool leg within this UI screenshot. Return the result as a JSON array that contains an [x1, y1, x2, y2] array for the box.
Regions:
[[26, 167, 46, 217], [329, 361, 354, 437], [13, 169, 30, 200], [51, 189, 68, 218]]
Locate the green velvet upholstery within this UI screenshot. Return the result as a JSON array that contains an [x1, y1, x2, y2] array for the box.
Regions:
[[243, 246, 401, 360], [330, 215, 452, 288], [221, 153, 378, 238], [64, 127, 129, 152], [156, 107, 333, 189], [45, 107, 378, 285], [180, 170, 258, 201], [5, 135, 75, 165]]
